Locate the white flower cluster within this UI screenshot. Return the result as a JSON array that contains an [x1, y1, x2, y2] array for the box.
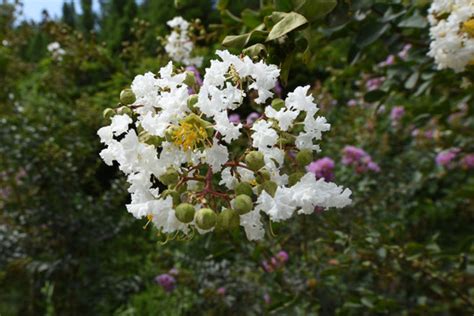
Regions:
[[428, 0, 474, 72], [165, 16, 203, 67], [47, 42, 65, 61], [97, 50, 351, 241]]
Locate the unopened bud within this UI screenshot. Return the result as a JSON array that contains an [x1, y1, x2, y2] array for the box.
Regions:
[[261, 180, 277, 196], [175, 203, 195, 223], [234, 182, 253, 197], [120, 89, 136, 105], [233, 194, 253, 215], [216, 208, 239, 231], [245, 151, 265, 171], [117, 106, 133, 116], [271, 98, 285, 111], [159, 168, 179, 186], [256, 169, 271, 184], [103, 108, 115, 119], [184, 71, 196, 87], [296, 149, 313, 166], [288, 172, 304, 186], [195, 208, 217, 230]]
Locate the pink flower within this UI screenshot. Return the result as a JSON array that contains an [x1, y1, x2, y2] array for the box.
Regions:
[[228, 113, 240, 125], [217, 287, 226, 295], [398, 44, 412, 60], [435, 148, 460, 167], [347, 99, 357, 107], [307, 157, 335, 181], [461, 154, 474, 169], [390, 106, 405, 126], [276, 250, 289, 263], [366, 77, 385, 91], [155, 273, 176, 292], [342, 146, 380, 173], [246, 112, 260, 126]]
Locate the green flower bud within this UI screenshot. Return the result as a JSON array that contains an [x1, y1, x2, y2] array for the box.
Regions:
[[117, 106, 133, 116], [195, 208, 217, 230], [234, 182, 253, 197], [187, 94, 199, 112], [103, 108, 115, 119], [288, 172, 304, 186], [175, 203, 195, 223], [162, 189, 181, 206], [139, 130, 164, 147], [271, 98, 285, 111], [296, 149, 313, 166], [245, 151, 265, 171], [120, 89, 136, 105], [233, 194, 253, 215], [165, 127, 178, 142], [184, 71, 196, 87], [159, 168, 179, 186], [256, 169, 271, 184], [216, 208, 240, 231], [261, 180, 277, 196]]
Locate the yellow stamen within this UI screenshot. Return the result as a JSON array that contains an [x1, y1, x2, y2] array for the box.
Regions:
[[143, 214, 153, 229], [462, 19, 474, 37], [172, 121, 208, 150]]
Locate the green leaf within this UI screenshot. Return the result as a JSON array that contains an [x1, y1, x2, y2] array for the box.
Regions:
[[364, 90, 386, 103], [241, 9, 262, 29], [243, 43, 267, 58], [292, 0, 337, 22], [274, 0, 293, 11], [398, 11, 428, 28], [266, 12, 308, 42], [356, 20, 390, 48], [222, 30, 268, 49], [361, 298, 374, 309], [405, 71, 419, 90]]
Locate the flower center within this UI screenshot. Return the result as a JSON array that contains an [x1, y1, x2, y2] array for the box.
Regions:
[[172, 121, 208, 150], [462, 18, 474, 37]]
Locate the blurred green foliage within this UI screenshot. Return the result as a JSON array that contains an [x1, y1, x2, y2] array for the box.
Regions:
[[0, 0, 473, 315]]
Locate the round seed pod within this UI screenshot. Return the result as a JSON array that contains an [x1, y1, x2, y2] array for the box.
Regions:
[[195, 208, 217, 230], [234, 182, 253, 197], [245, 151, 265, 171], [233, 194, 253, 215], [120, 89, 136, 105], [175, 203, 195, 224]]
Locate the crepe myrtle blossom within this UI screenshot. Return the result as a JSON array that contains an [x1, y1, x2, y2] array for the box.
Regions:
[[365, 77, 385, 91], [435, 148, 460, 167], [307, 157, 335, 181], [97, 50, 351, 242], [155, 273, 176, 292], [428, 0, 474, 72], [461, 154, 474, 169], [262, 250, 289, 272], [47, 42, 65, 61], [165, 17, 203, 67], [390, 106, 405, 127], [342, 146, 380, 173]]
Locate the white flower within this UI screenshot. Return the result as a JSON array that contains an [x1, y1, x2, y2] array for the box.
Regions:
[[202, 138, 229, 171], [251, 120, 278, 151], [110, 114, 132, 136], [165, 16, 202, 67], [428, 0, 474, 72], [240, 208, 265, 241], [97, 51, 352, 241]]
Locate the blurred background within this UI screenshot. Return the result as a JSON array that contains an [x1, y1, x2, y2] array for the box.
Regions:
[[0, 0, 473, 315]]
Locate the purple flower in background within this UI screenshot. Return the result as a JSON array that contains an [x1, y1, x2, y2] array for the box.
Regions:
[[307, 157, 335, 181], [217, 287, 226, 295], [185, 65, 203, 94], [379, 54, 395, 67], [246, 112, 260, 126], [228, 113, 240, 125], [155, 273, 176, 292], [342, 146, 367, 165], [366, 77, 385, 91], [185, 65, 203, 86], [263, 293, 271, 305], [398, 44, 412, 60], [461, 154, 474, 169], [367, 161, 381, 172], [276, 250, 289, 263], [347, 99, 357, 107], [342, 146, 380, 173], [274, 81, 282, 98], [390, 106, 405, 127], [435, 148, 460, 167]]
